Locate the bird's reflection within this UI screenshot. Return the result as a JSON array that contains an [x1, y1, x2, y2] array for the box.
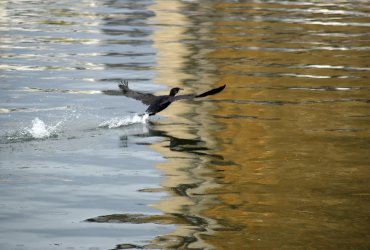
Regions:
[[87, 122, 226, 249], [118, 122, 224, 160]]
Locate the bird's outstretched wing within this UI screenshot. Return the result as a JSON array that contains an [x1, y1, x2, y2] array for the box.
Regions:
[[196, 84, 226, 98], [102, 80, 157, 106], [173, 84, 226, 101]]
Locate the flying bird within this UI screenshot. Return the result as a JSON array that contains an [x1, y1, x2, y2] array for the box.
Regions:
[[103, 80, 226, 116]]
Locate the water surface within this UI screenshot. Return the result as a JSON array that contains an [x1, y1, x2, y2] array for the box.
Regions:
[[1, 0, 370, 249]]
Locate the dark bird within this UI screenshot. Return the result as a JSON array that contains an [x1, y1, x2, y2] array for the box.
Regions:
[[103, 80, 226, 116]]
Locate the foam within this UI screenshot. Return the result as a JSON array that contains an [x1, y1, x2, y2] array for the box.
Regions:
[[24, 117, 62, 139], [99, 113, 149, 129]]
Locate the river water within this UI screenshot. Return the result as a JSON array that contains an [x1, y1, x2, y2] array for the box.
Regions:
[[1, 1, 369, 249]]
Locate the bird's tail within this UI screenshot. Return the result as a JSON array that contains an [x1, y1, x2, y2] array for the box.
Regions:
[[196, 84, 226, 98]]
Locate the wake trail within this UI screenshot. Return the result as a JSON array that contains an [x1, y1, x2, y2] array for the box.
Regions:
[[2, 113, 150, 144], [99, 113, 149, 129]]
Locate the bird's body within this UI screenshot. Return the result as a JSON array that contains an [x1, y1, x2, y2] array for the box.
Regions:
[[146, 95, 174, 115], [102, 81, 225, 116]]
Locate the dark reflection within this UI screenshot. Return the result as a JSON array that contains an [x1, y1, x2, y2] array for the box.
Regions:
[[134, 123, 224, 160], [86, 213, 208, 228], [86, 123, 227, 249], [119, 121, 228, 165], [119, 135, 128, 147]]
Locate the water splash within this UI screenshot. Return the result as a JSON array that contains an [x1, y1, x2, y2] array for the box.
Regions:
[[24, 117, 62, 139], [2, 113, 148, 144], [99, 113, 149, 129]]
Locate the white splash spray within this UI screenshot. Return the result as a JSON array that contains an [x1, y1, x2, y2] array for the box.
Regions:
[[99, 113, 149, 129], [24, 117, 62, 139]]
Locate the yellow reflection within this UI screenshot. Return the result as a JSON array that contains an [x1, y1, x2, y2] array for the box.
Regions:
[[147, 1, 222, 248], [150, 0, 190, 88], [147, 0, 370, 249]]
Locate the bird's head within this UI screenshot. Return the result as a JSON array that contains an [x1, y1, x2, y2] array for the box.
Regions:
[[169, 87, 183, 96]]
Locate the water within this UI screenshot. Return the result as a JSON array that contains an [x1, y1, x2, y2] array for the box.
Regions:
[[99, 114, 149, 129], [1, 0, 370, 249]]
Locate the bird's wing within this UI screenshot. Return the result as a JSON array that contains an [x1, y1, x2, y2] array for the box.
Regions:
[[196, 84, 226, 98], [102, 80, 157, 106], [173, 84, 226, 101]]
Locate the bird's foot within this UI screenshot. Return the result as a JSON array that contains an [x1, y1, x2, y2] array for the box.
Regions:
[[138, 112, 149, 117], [118, 80, 129, 92]]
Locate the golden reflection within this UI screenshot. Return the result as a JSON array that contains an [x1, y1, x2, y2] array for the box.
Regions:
[[146, 0, 229, 248], [199, 2, 370, 249], [148, 1, 217, 248], [147, 0, 370, 249]]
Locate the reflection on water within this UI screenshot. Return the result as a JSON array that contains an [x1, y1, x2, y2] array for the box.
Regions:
[[1, 0, 370, 249], [143, 0, 370, 249]]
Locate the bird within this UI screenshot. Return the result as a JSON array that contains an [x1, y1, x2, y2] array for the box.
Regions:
[[102, 80, 226, 116]]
